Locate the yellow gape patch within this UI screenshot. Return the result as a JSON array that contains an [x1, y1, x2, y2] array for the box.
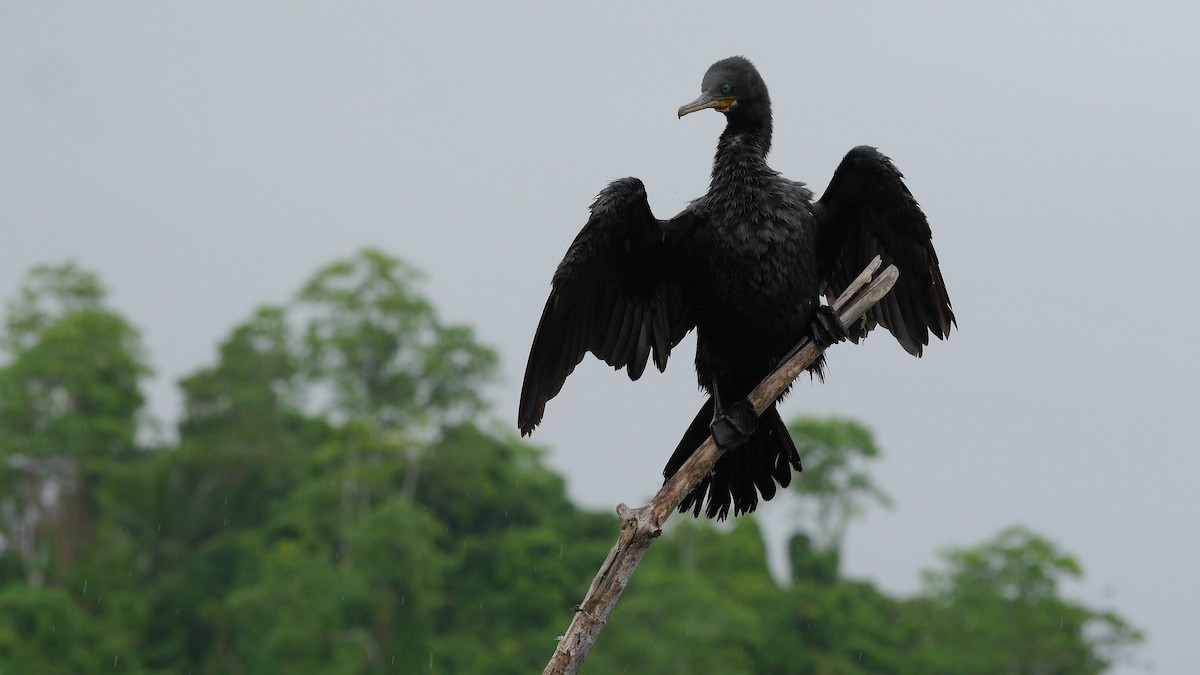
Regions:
[[712, 96, 736, 111]]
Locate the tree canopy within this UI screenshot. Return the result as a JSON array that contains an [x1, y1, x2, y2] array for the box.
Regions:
[[0, 250, 1141, 673]]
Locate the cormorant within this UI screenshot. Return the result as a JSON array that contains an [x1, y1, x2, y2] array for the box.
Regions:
[[518, 57, 954, 519]]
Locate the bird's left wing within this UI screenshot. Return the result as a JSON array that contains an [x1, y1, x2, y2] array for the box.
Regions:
[[813, 146, 955, 356], [518, 178, 696, 435]]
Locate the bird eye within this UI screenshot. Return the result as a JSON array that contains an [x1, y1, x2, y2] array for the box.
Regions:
[[721, 84, 732, 95]]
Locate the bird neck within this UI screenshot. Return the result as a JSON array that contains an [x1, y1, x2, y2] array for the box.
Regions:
[[710, 118, 774, 191]]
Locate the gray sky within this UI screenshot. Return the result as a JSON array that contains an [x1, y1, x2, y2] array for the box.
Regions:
[[3, 2, 1196, 671]]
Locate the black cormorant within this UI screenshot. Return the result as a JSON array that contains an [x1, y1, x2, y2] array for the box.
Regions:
[[518, 57, 954, 519]]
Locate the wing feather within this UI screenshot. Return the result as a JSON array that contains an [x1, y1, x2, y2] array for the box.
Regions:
[[518, 178, 697, 435], [814, 146, 955, 356], [651, 299, 670, 369]]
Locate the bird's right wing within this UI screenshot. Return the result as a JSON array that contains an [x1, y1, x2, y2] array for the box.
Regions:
[[518, 178, 696, 435]]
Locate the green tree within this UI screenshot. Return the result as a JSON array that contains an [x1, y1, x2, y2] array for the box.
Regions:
[[1, 261, 106, 355], [142, 248, 513, 673], [0, 263, 150, 584], [0, 262, 153, 673], [296, 248, 497, 430], [908, 526, 1143, 674], [0, 584, 139, 674], [0, 263, 149, 459], [293, 248, 498, 540], [222, 538, 377, 673], [424, 426, 615, 674], [178, 306, 307, 447], [786, 417, 892, 549]]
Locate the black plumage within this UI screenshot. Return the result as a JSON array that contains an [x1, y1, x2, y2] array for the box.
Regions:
[[518, 57, 954, 519]]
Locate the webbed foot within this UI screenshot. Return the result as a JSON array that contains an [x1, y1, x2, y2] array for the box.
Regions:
[[710, 399, 758, 450], [810, 305, 848, 348]]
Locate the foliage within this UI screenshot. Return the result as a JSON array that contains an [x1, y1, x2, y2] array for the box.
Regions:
[[1, 262, 107, 356], [909, 527, 1145, 674], [0, 263, 151, 590], [296, 248, 498, 430], [0, 583, 146, 674], [0, 253, 1142, 674], [0, 263, 150, 458], [785, 417, 892, 547], [590, 519, 779, 674]]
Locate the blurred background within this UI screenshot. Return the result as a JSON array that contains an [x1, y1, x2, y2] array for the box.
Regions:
[[2, 2, 1196, 672]]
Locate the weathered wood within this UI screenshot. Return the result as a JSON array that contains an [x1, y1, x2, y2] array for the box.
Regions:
[[542, 259, 898, 675]]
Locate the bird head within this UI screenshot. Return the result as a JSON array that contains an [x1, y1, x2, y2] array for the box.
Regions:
[[677, 56, 771, 125]]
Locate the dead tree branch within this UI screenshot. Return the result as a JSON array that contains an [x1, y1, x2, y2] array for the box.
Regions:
[[542, 257, 898, 675]]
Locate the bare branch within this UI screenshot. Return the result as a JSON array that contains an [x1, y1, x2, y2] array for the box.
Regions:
[[542, 258, 898, 675]]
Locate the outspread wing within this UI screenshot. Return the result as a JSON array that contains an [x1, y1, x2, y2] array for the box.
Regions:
[[518, 178, 696, 435], [813, 146, 955, 356]]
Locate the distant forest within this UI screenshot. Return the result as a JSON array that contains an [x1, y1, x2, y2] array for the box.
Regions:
[[0, 249, 1140, 673]]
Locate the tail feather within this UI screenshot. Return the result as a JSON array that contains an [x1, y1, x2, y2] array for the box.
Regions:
[[662, 400, 801, 520]]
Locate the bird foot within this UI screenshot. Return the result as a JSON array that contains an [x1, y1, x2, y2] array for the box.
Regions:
[[810, 305, 848, 348], [710, 399, 758, 450]]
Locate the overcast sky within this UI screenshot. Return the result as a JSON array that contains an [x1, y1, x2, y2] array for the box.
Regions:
[[3, 2, 1197, 672]]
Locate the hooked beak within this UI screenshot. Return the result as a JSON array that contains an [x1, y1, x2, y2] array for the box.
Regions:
[[677, 91, 736, 118]]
